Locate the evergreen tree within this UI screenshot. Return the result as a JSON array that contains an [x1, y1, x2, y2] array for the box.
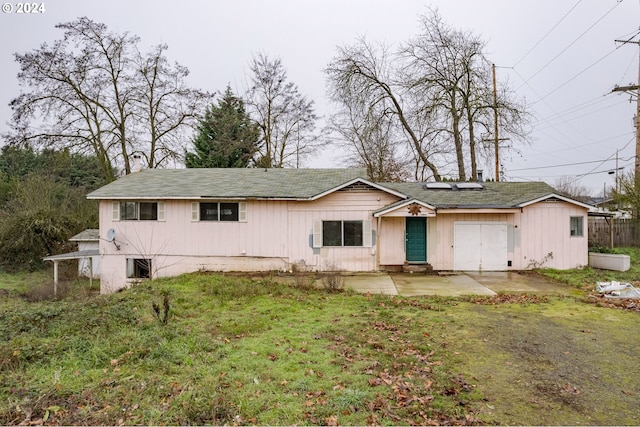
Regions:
[[186, 86, 260, 168]]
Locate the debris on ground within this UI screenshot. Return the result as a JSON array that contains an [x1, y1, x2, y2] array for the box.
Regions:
[[596, 281, 640, 299]]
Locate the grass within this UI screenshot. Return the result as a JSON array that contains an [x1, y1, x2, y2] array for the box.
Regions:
[[0, 270, 50, 293], [2, 253, 640, 425], [536, 246, 640, 289], [0, 273, 480, 425]]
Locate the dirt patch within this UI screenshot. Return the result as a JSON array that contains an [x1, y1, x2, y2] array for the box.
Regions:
[[446, 299, 640, 425]]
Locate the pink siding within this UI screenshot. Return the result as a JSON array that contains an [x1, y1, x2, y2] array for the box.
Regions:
[[97, 190, 588, 292], [286, 191, 399, 271], [98, 190, 400, 292], [518, 201, 587, 269], [378, 201, 588, 271]]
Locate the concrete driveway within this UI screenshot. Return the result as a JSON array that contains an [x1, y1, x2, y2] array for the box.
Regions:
[[343, 271, 569, 297]]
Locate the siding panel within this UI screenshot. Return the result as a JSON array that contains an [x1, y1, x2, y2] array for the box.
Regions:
[[99, 190, 401, 291]]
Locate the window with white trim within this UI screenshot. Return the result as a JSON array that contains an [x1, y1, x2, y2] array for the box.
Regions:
[[313, 220, 372, 247], [113, 201, 165, 221], [127, 258, 151, 279], [192, 202, 247, 222], [570, 216, 584, 237]]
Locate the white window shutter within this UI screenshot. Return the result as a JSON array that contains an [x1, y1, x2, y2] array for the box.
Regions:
[[112, 202, 120, 221], [362, 220, 372, 247], [191, 202, 199, 221], [157, 202, 165, 221], [239, 202, 247, 222], [312, 219, 323, 248]]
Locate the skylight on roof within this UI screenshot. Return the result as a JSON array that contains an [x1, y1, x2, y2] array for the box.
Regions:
[[424, 182, 452, 190], [455, 182, 483, 190]]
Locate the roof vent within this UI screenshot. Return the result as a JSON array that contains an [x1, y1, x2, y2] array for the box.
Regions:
[[455, 182, 483, 190]]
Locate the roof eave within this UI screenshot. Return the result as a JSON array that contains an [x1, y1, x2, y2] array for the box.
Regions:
[[310, 178, 408, 201], [373, 199, 437, 217], [517, 193, 594, 209]]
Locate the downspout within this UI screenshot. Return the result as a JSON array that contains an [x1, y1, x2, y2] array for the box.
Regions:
[[376, 216, 382, 271]]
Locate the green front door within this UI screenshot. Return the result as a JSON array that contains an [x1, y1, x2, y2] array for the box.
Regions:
[[405, 217, 427, 262]]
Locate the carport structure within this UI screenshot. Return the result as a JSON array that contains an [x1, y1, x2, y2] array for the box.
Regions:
[[43, 249, 98, 295]]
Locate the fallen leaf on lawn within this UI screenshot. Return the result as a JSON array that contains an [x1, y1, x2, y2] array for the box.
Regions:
[[325, 415, 339, 426], [562, 383, 580, 394]]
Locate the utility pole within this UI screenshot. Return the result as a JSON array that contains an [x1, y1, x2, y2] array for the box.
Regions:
[[492, 63, 500, 181], [612, 35, 640, 179]]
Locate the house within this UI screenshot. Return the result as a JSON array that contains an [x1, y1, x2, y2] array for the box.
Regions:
[[86, 168, 592, 293]]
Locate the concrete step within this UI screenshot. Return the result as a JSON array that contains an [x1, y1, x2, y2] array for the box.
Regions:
[[402, 263, 433, 273]]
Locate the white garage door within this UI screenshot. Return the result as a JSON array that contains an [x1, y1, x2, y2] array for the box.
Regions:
[[454, 222, 507, 271]]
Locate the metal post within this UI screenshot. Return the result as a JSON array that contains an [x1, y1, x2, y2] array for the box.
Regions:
[[53, 261, 58, 296], [492, 64, 500, 182]]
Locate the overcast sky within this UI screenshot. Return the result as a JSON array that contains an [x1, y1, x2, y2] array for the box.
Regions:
[[0, 0, 638, 195]]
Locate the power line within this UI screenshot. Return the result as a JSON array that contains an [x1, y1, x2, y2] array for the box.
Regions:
[[511, 64, 629, 159], [515, 132, 634, 158], [536, 47, 619, 101], [510, 158, 618, 172], [513, 0, 583, 68], [536, 101, 624, 130], [535, 92, 630, 125], [515, 1, 623, 90], [508, 138, 636, 178]]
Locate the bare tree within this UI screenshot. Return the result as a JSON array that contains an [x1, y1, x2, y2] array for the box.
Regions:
[[134, 44, 211, 169], [553, 176, 593, 203], [6, 17, 210, 181], [246, 54, 319, 168], [326, 10, 529, 182], [327, 93, 410, 181], [326, 39, 442, 181]]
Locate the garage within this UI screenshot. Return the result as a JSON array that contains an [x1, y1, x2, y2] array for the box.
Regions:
[[453, 222, 507, 271]]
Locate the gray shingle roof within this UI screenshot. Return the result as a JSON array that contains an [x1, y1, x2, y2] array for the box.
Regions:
[[384, 181, 563, 208], [87, 168, 369, 200], [86, 168, 586, 209]]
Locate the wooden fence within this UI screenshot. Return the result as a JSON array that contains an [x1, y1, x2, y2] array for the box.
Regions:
[[589, 218, 640, 248]]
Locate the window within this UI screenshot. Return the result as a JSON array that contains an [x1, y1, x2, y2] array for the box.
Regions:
[[570, 216, 583, 237], [127, 258, 151, 279], [320, 220, 367, 247], [200, 203, 219, 221], [114, 201, 164, 221], [139, 202, 158, 220], [192, 202, 246, 222]]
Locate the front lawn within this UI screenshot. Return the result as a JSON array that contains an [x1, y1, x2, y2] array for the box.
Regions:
[[1, 271, 640, 425]]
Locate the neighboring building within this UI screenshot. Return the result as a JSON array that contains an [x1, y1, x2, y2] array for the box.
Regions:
[[43, 228, 100, 290], [587, 196, 631, 219], [68, 229, 101, 278], [86, 168, 593, 293]]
